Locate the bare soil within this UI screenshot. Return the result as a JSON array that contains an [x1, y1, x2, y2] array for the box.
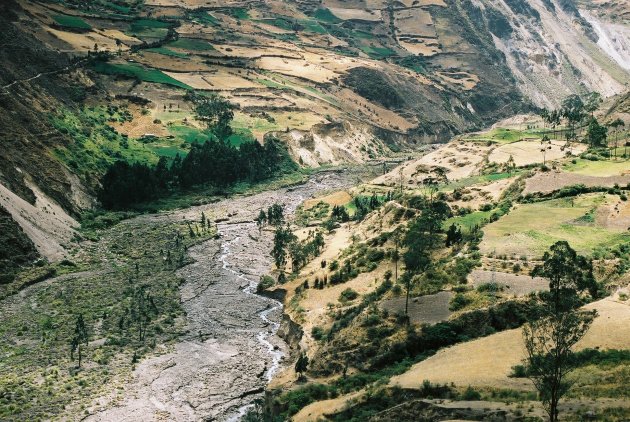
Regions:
[[380, 291, 453, 324]]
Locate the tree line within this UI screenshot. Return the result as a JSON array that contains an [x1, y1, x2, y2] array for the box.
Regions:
[[99, 92, 297, 209], [539, 92, 626, 153]]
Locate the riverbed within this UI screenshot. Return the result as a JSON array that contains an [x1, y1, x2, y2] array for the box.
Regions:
[[86, 170, 356, 421]]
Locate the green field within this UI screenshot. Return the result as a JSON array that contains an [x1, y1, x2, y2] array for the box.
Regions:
[[466, 127, 546, 144], [232, 113, 281, 134], [227, 7, 250, 20], [263, 18, 294, 31], [313, 8, 342, 24], [189, 10, 219, 25], [227, 128, 256, 147], [444, 209, 495, 233], [168, 125, 214, 144], [167, 125, 252, 147], [144, 47, 189, 58], [562, 158, 630, 177], [360, 45, 396, 59], [480, 194, 629, 257], [128, 18, 171, 39], [148, 144, 188, 158], [299, 19, 328, 34], [53, 14, 92, 30], [91, 62, 191, 90], [51, 106, 160, 188], [167, 38, 215, 51]]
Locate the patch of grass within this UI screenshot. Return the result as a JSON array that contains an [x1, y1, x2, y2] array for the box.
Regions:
[[231, 112, 281, 134], [226, 128, 255, 147], [167, 125, 214, 144], [144, 47, 188, 58], [53, 14, 92, 30], [480, 194, 630, 257], [466, 127, 546, 143], [147, 143, 188, 159], [261, 17, 294, 31], [167, 38, 215, 51], [567, 362, 630, 399], [128, 18, 171, 39], [444, 210, 494, 233], [90, 62, 191, 90], [226, 7, 250, 20], [298, 19, 328, 34], [359, 45, 396, 59], [313, 8, 342, 23], [130, 18, 171, 29], [189, 10, 219, 25], [562, 158, 630, 177], [50, 106, 158, 180]]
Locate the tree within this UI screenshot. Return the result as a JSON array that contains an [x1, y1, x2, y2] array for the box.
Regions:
[[523, 241, 598, 422], [505, 154, 516, 175], [256, 209, 267, 232], [267, 203, 284, 226], [189, 93, 234, 140], [540, 135, 552, 167], [584, 91, 601, 120], [561, 95, 585, 140], [609, 118, 624, 160], [586, 118, 607, 148], [531, 241, 598, 308], [130, 285, 158, 343], [391, 229, 401, 282], [402, 200, 451, 319], [295, 352, 309, 380], [445, 223, 463, 246], [271, 225, 297, 272], [70, 314, 89, 368]]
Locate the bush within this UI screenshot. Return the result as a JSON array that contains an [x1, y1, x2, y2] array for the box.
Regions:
[[339, 288, 359, 303], [257, 275, 275, 293], [460, 386, 481, 400], [449, 293, 473, 311], [509, 364, 528, 378], [477, 282, 502, 293], [311, 326, 326, 341]]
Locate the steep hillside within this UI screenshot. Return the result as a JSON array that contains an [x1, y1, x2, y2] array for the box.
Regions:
[[2, 0, 629, 279]]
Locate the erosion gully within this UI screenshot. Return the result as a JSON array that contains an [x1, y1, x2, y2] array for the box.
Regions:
[[87, 170, 356, 421]]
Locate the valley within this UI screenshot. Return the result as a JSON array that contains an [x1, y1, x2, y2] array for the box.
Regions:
[[0, 0, 629, 421]]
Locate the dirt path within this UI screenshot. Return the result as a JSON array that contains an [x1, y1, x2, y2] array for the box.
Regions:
[[85, 171, 355, 422]]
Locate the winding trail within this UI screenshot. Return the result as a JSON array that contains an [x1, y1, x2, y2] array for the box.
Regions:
[[85, 171, 353, 422]]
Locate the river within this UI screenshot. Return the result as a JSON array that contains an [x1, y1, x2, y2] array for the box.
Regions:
[[86, 170, 356, 421]]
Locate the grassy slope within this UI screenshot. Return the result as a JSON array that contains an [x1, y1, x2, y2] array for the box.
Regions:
[[480, 193, 629, 257], [0, 218, 215, 421]]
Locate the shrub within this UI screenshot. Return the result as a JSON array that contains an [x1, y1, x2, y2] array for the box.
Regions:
[[257, 275, 275, 292], [311, 326, 326, 341], [449, 293, 473, 311], [477, 282, 501, 293], [461, 386, 481, 400], [339, 288, 359, 303], [509, 364, 528, 378]]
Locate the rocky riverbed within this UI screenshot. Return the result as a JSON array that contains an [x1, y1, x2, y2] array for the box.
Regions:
[[86, 170, 356, 421]]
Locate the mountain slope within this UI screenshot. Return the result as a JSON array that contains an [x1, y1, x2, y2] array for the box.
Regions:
[[0, 0, 629, 270]]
